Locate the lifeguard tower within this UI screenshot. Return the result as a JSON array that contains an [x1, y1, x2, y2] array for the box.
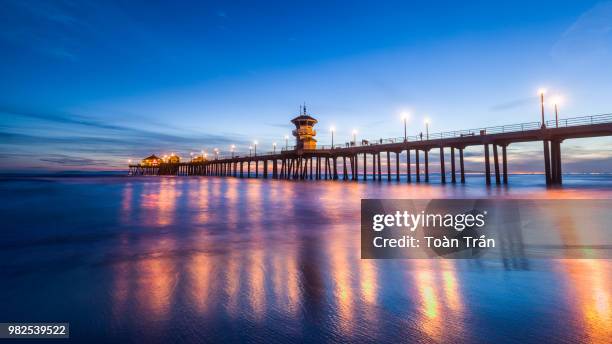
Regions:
[[291, 105, 318, 150]]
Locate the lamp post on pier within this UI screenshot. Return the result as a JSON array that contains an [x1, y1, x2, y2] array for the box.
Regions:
[[352, 129, 357, 146], [539, 88, 547, 128], [424, 118, 430, 140], [230, 145, 235, 158], [273, 142, 277, 153], [401, 112, 408, 142], [253, 141, 258, 156], [552, 96, 562, 128], [284, 135, 289, 150], [330, 126, 335, 149]]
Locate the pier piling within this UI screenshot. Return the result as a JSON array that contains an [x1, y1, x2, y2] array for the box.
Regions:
[[440, 147, 446, 184], [484, 144, 491, 185], [450, 147, 456, 183], [543, 140, 551, 185], [493, 144, 501, 185], [424, 150, 429, 182], [416, 150, 421, 182]]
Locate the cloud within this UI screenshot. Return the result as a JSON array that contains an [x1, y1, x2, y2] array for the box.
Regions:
[[39, 154, 108, 166], [0, 0, 169, 63], [0, 106, 242, 146], [0, 0, 86, 60], [264, 122, 293, 129], [551, 1, 612, 64], [0, 106, 132, 131], [0, 106, 251, 170], [489, 96, 537, 112]]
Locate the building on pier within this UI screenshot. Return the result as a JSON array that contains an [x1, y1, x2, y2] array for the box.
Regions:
[[291, 105, 318, 150], [141, 154, 162, 166], [191, 155, 207, 163], [166, 153, 180, 164]]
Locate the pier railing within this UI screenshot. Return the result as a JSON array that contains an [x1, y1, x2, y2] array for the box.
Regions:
[[281, 113, 612, 151], [545, 113, 612, 128], [171, 113, 612, 160]]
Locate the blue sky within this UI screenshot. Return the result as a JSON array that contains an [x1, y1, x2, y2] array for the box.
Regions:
[[0, 0, 611, 172]]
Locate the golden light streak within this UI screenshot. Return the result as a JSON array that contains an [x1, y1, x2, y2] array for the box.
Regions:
[[189, 253, 214, 314], [559, 260, 611, 344], [247, 248, 266, 321]]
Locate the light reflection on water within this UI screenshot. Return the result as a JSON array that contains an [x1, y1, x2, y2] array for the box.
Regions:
[[559, 260, 611, 343], [0, 175, 611, 343]]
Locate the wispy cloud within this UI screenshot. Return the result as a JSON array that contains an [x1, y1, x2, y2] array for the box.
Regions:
[[40, 154, 108, 166], [551, 1, 612, 65], [0, 106, 241, 145], [489, 96, 537, 112], [0, 106, 250, 170], [264, 122, 293, 129], [0, 0, 86, 61]]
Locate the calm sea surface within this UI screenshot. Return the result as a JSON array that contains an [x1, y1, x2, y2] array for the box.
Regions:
[[1, 174, 611, 343]]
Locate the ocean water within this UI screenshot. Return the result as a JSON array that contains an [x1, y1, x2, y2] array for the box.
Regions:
[[1, 174, 611, 343]]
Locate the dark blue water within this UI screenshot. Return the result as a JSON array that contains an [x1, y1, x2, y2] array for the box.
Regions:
[[1, 174, 611, 343]]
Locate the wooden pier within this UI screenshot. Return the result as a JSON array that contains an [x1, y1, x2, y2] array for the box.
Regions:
[[129, 114, 612, 185]]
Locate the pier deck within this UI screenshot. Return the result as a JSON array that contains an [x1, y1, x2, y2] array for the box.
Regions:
[[129, 114, 612, 185]]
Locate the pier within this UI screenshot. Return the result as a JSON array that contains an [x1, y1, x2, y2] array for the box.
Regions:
[[129, 113, 612, 185]]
